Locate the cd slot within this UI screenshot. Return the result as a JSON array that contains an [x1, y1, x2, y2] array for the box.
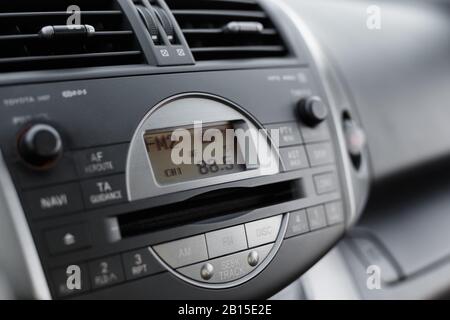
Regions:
[[118, 179, 304, 238]]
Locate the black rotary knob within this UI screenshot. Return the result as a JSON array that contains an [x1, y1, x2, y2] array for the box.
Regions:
[[18, 124, 63, 168], [297, 96, 328, 126]]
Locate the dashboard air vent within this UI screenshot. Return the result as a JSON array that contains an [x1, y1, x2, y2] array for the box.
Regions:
[[165, 0, 288, 61], [0, 0, 144, 73]]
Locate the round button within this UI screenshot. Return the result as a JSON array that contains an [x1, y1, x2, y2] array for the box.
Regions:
[[297, 96, 328, 126], [247, 250, 259, 267], [18, 124, 63, 168], [200, 263, 214, 280]]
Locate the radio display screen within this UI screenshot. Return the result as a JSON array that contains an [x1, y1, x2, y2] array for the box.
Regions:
[[143, 122, 247, 185]]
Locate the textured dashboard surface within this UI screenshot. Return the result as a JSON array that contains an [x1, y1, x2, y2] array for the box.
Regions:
[[280, 0, 450, 299], [283, 0, 450, 180]]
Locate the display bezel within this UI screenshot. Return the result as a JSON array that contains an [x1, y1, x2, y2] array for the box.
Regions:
[[126, 93, 281, 201]]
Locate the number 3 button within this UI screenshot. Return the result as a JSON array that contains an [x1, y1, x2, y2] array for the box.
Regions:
[[121, 248, 165, 280]]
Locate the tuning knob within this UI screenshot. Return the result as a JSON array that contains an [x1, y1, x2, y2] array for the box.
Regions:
[[18, 124, 63, 169], [297, 96, 328, 126]]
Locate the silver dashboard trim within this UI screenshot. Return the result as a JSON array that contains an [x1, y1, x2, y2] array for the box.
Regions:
[[270, 0, 357, 227], [270, 246, 361, 300], [301, 247, 360, 300], [126, 92, 280, 201], [0, 151, 51, 300], [148, 213, 289, 289]]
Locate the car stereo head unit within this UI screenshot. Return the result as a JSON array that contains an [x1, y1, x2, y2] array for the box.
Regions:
[[0, 0, 368, 300], [0, 67, 348, 298]]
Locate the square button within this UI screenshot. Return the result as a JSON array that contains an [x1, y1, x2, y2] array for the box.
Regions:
[[25, 183, 83, 219], [122, 248, 165, 280], [51, 263, 90, 298], [286, 210, 309, 238], [245, 215, 282, 247], [88, 255, 125, 289], [314, 172, 338, 194], [81, 174, 126, 209], [307, 206, 327, 231], [266, 123, 302, 147], [206, 225, 248, 258], [153, 235, 208, 268], [325, 201, 345, 225], [74, 144, 128, 178], [280, 146, 309, 172], [306, 142, 334, 166], [44, 223, 91, 255]]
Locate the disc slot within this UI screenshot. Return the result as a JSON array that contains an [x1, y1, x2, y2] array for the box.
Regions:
[[117, 178, 304, 238]]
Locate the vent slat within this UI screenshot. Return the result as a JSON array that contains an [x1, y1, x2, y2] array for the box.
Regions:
[[171, 9, 266, 19], [166, 0, 261, 11], [0, 34, 40, 41], [0, 1, 144, 73], [181, 28, 276, 35], [94, 31, 134, 36], [0, 51, 142, 65], [0, 11, 122, 18], [190, 46, 285, 53], [0, 31, 134, 41]]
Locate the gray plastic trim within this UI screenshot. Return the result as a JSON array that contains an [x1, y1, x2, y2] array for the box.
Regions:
[[0, 151, 51, 300], [270, 0, 357, 227]]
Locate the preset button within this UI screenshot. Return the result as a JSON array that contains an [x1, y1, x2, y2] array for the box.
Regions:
[[122, 248, 165, 280], [88, 255, 125, 289], [51, 263, 90, 298]]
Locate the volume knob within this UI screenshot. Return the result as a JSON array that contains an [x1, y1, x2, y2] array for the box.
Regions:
[[18, 124, 63, 168], [297, 96, 328, 126]]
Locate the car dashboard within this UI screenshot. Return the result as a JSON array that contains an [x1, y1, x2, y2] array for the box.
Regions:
[[0, 0, 449, 300]]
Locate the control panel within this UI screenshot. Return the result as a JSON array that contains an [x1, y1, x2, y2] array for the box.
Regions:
[[0, 67, 349, 299]]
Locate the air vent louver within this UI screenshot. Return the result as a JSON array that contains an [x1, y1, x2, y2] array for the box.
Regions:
[[0, 0, 144, 73], [165, 0, 288, 61]]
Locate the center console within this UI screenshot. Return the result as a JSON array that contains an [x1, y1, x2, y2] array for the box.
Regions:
[[0, 0, 369, 299]]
